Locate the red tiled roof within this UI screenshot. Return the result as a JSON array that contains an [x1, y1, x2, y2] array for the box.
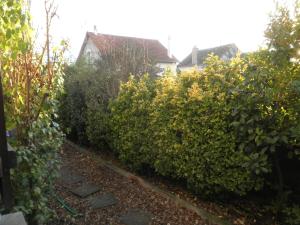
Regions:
[[81, 32, 178, 63]]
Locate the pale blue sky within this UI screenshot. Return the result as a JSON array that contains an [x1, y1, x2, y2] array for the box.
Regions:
[[30, 0, 285, 62]]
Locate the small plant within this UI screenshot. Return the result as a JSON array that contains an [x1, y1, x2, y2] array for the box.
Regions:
[[282, 205, 300, 225]]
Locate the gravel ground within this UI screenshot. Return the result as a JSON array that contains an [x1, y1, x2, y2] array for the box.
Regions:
[[49, 143, 215, 225]]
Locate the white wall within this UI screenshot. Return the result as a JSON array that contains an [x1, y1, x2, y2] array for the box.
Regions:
[[82, 38, 100, 62], [156, 62, 177, 76]]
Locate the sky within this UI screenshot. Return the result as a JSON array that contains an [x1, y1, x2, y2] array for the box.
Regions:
[[30, 0, 285, 62]]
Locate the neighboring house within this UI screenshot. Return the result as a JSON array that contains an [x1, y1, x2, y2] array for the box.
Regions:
[[77, 32, 178, 75], [178, 43, 239, 71]]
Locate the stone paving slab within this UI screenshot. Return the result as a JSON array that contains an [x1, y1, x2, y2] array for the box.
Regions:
[[120, 209, 152, 225], [0, 212, 27, 225], [58, 167, 85, 185], [70, 183, 101, 198], [88, 193, 118, 209]]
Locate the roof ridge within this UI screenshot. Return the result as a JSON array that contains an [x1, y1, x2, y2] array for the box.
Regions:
[[87, 31, 160, 42], [197, 43, 237, 52]]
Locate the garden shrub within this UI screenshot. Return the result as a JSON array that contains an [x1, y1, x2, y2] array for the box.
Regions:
[[59, 62, 90, 144], [60, 45, 158, 148], [151, 57, 265, 195], [86, 103, 111, 148], [110, 48, 300, 198], [109, 58, 265, 195], [110, 75, 157, 170], [85, 73, 114, 148], [230, 51, 300, 187], [11, 117, 64, 223]]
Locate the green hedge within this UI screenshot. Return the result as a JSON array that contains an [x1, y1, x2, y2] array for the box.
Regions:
[[110, 75, 157, 170], [153, 58, 265, 195], [109, 53, 300, 197], [61, 51, 300, 198], [110, 56, 271, 195]]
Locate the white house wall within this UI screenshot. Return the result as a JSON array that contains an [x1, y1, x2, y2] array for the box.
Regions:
[[83, 38, 101, 62], [156, 62, 177, 75]]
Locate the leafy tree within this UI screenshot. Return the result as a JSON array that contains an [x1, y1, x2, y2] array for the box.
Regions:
[[265, 2, 300, 65]]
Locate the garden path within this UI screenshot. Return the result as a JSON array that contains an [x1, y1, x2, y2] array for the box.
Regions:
[[50, 142, 230, 225]]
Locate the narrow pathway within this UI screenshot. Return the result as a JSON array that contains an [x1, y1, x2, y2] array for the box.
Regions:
[[50, 142, 224, 225]]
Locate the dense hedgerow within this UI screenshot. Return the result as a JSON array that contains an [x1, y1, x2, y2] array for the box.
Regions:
[[110, 56, 270, 195], [110, 75, 157, 170], [152, 57, 266, 195], [110, 48, 300, 197]]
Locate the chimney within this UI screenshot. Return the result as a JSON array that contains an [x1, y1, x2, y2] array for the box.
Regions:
[[93, 25, 98, 34], [192, 46, 198, 65]]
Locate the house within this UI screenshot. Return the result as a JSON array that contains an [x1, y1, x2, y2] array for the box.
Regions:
[[178, 43, 239, 71], [77, 32, 178, 75]]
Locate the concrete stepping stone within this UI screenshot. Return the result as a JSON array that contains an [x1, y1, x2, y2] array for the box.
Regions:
[[58, 167, 84, 185], [70, 183, 101, 198], [120, 209, 152, 225], [0, 212, 27, 225], [89, 193, 118, 209]]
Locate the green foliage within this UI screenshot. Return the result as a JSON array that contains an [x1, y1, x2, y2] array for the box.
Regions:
[[0, 0, 31, 57], [11, 118, 63, 224], [0, 0, 66, 223], [109, 45, 300, 197], [265, 1, 300, 65], [60, 60, 116, 146], [151, 58, 266, 195], [282, 205, 300, 225], [110, 75, 156, 170], [61, 0, 300, 200], [86, 104, 110, 148], [60, 45, 158, 147], [110, 59, 266, 195], [59, 63, 89, 144], [231, 50, 300, 167], [61, 1, 300, 221]]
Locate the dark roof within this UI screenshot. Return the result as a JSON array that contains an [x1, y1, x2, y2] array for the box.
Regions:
[[78, 32, 178, 63], [178, 43, 239, 67]]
